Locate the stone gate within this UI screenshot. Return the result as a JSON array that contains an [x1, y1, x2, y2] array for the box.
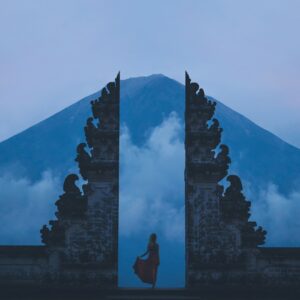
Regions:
[[0, 73, 300, 291]]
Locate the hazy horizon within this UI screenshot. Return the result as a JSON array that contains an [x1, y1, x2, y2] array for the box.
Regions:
[[1, 1, 300, 148], [1, 73, 299, 153]]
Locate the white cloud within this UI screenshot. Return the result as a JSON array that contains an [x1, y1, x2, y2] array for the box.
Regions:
[[0, 112, 299, 247], [0, 112, 186, 244], [0, 171, 59, 244], [119, 112, 185, 242], [251, 183, 300, 246]]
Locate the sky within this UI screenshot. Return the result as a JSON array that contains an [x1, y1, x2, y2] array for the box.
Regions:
[[1, 113, 300, 286], [0, 0, 300, 148]]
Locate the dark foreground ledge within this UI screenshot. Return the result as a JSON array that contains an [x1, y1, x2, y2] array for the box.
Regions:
[[0, 245, 47, 258], [259, 247, 300, 258], [1, 287, 300, 300]]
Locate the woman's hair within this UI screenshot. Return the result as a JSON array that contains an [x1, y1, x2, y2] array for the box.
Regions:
[[149, 233, 157, 244]]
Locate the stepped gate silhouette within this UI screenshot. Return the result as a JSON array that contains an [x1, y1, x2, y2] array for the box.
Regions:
[[1, 73, 300, 294], [40, 72, 267, 287]]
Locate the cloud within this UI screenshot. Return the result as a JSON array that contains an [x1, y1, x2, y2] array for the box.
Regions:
[[0, 171, 59, 244], [118, 110, 300, 246], [251, 183, 300, 246], [0, 112, 299, 248], [119, 112, 185, 242], [0, 112, 186, 245]]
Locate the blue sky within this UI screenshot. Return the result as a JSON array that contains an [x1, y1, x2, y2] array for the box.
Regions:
[[1, 0, 300, 148]]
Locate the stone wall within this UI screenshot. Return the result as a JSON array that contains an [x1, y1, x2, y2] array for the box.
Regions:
[[184, 73, 300, 289], [258, 248, 300, 285], [0, 246, 48, 286]]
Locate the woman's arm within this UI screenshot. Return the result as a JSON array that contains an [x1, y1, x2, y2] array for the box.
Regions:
[[140, 246, 149, 258]]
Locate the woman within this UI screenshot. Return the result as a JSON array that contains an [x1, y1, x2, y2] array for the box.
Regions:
[[133, 233, 160, 288]]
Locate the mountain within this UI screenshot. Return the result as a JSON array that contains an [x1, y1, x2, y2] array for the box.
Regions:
[[0, 74, 299, 194], [1, 74, 300, 287]]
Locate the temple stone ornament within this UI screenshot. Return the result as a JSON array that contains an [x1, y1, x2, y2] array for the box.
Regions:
[[41, 73, 120, 286], [0, 74, 120, 289], [185, 72, 300, 288]]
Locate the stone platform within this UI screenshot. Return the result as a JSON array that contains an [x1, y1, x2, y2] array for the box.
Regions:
[[2, 287, 300, 300]]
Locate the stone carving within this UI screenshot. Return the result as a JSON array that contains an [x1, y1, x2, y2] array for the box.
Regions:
[[215, 144, 231, 180], [75, 143, 91, 180], [40, 221, 65, 247], [90, 80, 118, 132], [84, 117, 97, 148], [56, 174, 87, 219], [40, 174, 87, 247], [185, 72, 267, 286], [40, 73, 120, 285], [221, 175, 267, 247], [63, 173, 81, 194]]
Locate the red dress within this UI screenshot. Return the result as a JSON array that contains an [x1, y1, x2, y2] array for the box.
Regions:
[[133, 243, 160, 284]]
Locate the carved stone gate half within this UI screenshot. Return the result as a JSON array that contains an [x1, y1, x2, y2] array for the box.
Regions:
[[185, 73, 267, 287], [41, 74, 120, 286]]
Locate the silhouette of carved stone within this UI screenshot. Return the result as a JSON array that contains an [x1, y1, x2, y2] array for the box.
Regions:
[[221, 175, 248, 221], [40, 225, 50, 245], [40, 220, 65, 247], [221, 175, 267, 247], [216, 144, 231, 180], [91, 80, 118, 132], [84, 117, 97, 148], [40, 73, 120, 285], [185, 72, 228, 269], [40, 174, 87, 247], [75, 143, 91, 180], [56, 175, 87, 220], [185, 72, 267, 286], [63, 174, 81, 194]]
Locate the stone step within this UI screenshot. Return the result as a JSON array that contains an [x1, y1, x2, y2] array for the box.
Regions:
[[107, 296, 199, 300], [3, 287, 300, 300], [104, 288, 300, 300], [105, 289, 200, 300]]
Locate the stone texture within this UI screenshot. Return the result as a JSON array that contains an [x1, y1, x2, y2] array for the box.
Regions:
[[34, 75, 118, 287], [184, 72, 300, 288]]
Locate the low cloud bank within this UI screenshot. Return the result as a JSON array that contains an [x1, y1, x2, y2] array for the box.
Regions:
[[0, 112, 299, 247], [119, 112, 185, 242], [0, 171, 59, 244], [251, 183, 300, 246]]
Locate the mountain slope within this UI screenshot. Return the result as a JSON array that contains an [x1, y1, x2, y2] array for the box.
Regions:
[[0, 74, 299, 194]]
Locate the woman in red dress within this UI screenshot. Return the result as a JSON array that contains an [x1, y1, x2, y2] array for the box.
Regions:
[[133, 233, 160, 288]]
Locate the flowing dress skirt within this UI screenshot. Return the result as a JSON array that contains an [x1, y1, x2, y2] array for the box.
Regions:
[[133, 256, 156, 284]]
